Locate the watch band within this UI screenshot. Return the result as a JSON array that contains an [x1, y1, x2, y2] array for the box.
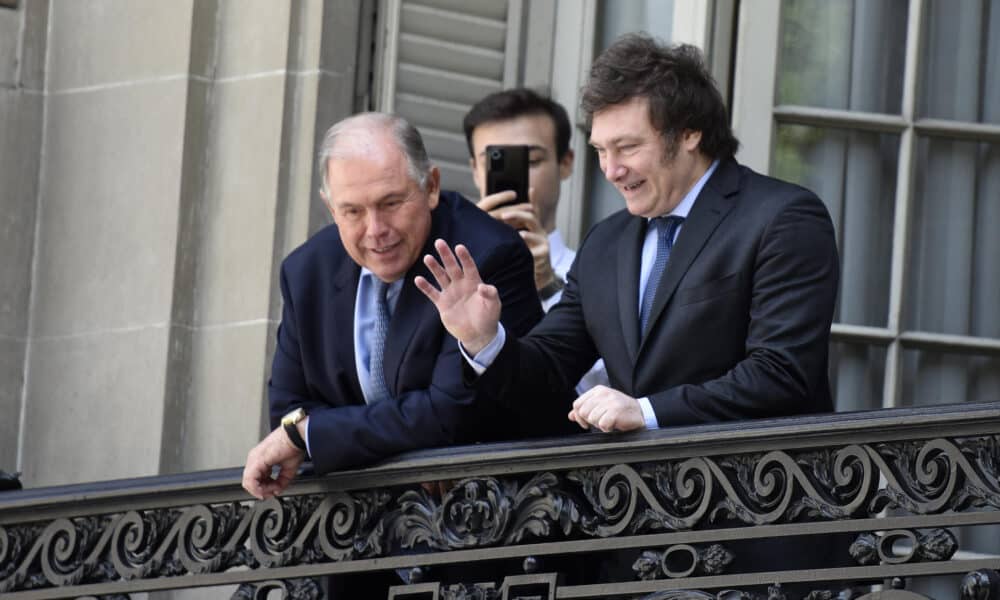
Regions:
[[538, 275, 566, 301], [281, 408, 308, 452]]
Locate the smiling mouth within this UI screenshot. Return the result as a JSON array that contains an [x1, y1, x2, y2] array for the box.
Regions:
[[371, 241, 401, 254], [622, 180, 645, 192]]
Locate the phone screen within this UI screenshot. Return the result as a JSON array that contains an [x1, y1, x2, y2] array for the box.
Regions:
[[485, 145, 530, 209]]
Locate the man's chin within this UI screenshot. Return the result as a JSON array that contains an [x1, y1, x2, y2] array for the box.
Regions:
[[623, 199, 652, 218], [372, 257, 414, 282]]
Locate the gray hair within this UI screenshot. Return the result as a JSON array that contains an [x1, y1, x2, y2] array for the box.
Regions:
[[317, 112, 432, 198]]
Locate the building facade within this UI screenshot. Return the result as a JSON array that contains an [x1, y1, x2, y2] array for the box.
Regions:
[[1, 0, 997, 491]]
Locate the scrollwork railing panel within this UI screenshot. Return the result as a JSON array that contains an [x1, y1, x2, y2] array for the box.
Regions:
[[1, 433, 998, 596]]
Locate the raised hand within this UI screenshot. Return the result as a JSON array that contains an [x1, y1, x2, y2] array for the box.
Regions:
[[414, 239, 502, 355]]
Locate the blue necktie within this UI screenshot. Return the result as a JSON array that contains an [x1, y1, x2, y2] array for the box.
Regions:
[[640, 216, 684, 334], [369, 278, 392, 403]]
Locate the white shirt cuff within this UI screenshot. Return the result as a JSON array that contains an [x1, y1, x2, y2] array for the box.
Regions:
[[540, 289, 563, 312], [637, 397, 660, 430], [459, 324, 506, 375], [303, 416, 313, 458]]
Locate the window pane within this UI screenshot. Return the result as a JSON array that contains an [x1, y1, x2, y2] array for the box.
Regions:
[[901, 348, 1000, 406], [920, 0, 1000, 124], [772, 124, 898, 328], [906, 138, 1000, 337], [596, 0, 673, 49], [829, 341, 886, 411], [777, 0, 907, 113]]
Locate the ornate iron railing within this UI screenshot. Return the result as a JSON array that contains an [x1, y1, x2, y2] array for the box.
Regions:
[[1, 403, 999, 599]]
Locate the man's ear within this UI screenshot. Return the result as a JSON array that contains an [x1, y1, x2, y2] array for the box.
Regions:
[[425, 166, 441, 209], [682, 130, 703, 152], [558, 148, 575, 181]]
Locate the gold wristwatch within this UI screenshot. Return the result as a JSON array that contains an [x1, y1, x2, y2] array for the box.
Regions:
[[281, 407, 308, 452]]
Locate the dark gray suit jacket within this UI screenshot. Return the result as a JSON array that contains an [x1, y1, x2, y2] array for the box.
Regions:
[[482, 158, 840, 424]]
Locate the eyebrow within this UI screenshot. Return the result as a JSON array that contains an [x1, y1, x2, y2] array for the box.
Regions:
[[476, 144, 547, 158], [334, 188, 411, 208], [589, 135, 640, 148]]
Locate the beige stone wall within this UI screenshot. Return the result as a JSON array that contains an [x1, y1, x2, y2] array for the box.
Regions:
[[0, 0, 364, 488], [0, 0, 46, 476]]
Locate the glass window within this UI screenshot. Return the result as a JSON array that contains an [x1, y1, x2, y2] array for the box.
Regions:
[[765, 0, 1000, 415], [906, 138, 1000, 337], [829, 341, 887, 412], [737, 0, 1000, 575], [777, 0, 907, 113], [920, 0, 1000, 124], [901, 348, 1000, 407], [772, 124, 898, 328]]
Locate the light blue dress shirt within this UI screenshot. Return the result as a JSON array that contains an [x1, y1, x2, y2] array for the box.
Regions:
[[305, 268, 402, 456], [353, 269, 403, 404], [633, 160, 718, 428]]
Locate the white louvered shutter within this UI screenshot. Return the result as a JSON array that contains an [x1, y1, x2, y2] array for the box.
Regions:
[[376, 0, 523, 200]]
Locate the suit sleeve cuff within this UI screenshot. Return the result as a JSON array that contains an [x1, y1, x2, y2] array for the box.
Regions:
[[460, 324, 506, 375], [637, 397, 660, 430]]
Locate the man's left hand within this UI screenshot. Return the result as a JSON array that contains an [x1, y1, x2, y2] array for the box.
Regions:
[[242, 427, 306, 500], [569, 385, 645, 432]]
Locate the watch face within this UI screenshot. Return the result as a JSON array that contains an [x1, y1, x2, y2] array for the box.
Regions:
[[281, 408, 305, 426]]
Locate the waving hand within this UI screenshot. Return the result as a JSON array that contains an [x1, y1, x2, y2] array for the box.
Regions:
[[414, 240, 502, 355]]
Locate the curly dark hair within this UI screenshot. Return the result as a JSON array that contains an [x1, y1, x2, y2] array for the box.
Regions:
[[463, 88, 572, 160], [581, 33, 739, 160]]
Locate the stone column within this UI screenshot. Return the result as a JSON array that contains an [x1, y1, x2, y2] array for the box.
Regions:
[[14, 0, 365, 486], [0, 0, 47, 473]]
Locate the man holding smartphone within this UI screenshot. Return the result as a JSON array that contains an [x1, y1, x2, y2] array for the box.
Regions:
[[419, 35, 844, 578], [464, 89, 574, 311], [463, 89, 608, 392]]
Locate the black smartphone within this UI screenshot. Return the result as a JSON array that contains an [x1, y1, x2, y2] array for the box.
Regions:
[[485, 144, 530, 209]]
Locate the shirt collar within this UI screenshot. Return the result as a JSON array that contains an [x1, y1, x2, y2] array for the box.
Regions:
[[548, 229, 570, 266], [360, 267, 403, 298]]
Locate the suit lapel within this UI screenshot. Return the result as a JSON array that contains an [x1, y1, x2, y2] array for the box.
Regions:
[[617, 215, 647, 364], [640, 160, 740, 347], [332, 255, 363, 401], [383, 278, 427, 393]]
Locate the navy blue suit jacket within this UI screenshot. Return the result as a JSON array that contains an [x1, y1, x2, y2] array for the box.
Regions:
[[269, 191, 553, 473], [481, 159, 840, 424]]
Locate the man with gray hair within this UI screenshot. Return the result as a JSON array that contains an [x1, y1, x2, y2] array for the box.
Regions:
[[242, 112, 545, 499]]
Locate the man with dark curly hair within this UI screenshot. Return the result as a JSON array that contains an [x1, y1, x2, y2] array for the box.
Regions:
[[420, 32, 839, 436], [418, 32, 845, 579]]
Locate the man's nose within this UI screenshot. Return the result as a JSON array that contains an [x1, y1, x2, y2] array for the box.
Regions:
[[366, 210, 390, 236], [604, 157, 626, 181]]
